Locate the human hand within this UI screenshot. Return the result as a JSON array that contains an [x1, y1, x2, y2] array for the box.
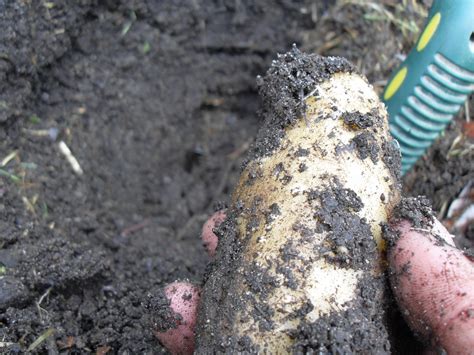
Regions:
[[154, 211, 474, 354], [389, 219, 474, 353]]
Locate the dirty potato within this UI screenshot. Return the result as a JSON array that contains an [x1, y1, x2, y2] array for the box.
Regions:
[[196, 47, 401, 353]]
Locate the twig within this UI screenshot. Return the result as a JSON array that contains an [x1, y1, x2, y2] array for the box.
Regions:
[[36, 287, 52, 320], [0, 168, 20, 183], [465, 100, 470, 123], [58, 141, 83, 175], [27, 328, 55, 352], [0, 151, 17, 167], [120, 219, 150, 237], [0, 342, 15, 348], [22, 196, 36, 215]]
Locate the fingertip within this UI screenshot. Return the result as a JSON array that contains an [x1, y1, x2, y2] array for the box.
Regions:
[[432, 219, 455, 247], [155, 282, 201, 355], [388, 220, 474, 352], [164, 282, 200, 326], [390, 219, 454, 245], [201, 210, 226, 258], [441, 306, 474, 354]]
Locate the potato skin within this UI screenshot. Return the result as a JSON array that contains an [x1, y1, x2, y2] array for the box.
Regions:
[[196, 50, 401, 353]]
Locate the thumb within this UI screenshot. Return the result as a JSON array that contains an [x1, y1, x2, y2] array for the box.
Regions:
[[389, 219, 474, 353], [153, 282, 201, 355]]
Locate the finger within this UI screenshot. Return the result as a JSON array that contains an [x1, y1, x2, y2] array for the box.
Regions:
[[154, 212, 226, 353], [201, 210, 226, 257], [154, 282, 201, 355], [389, 219, 474, 353]]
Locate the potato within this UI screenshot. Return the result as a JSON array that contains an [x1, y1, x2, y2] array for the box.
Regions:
[[195, 47, 401, 353]]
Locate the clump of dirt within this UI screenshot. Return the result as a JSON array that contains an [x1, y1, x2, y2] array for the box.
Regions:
[[307, 185, 377, 269], [392, 196, 434, 229], [342, 110, 376, 130], [383, 196, 434, 248], [145, 287, 178, 333], [248, 45, 354, 161], [351, 132, 380, 163]]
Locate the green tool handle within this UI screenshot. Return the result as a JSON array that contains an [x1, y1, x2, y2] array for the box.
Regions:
[[383, 0, 474, 174]]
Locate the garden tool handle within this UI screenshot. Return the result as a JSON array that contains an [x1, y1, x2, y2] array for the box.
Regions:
[[383, 0, 474, 174]]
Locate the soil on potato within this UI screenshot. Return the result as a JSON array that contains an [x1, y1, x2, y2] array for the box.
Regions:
[[0, 0, 471, 354]]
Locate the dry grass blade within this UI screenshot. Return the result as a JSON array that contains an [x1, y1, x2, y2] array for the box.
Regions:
[[0, 168, 20, 183], [342, 0, 426, 42], [27, 328, 55, 351]]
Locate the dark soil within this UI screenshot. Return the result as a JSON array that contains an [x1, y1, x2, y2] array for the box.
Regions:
[[0, 0, 470, 354], [403, 114, 474, 251], [383, 196, 434, 249], [392, 196, 434, 229], [246, 45, 354, 162]]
